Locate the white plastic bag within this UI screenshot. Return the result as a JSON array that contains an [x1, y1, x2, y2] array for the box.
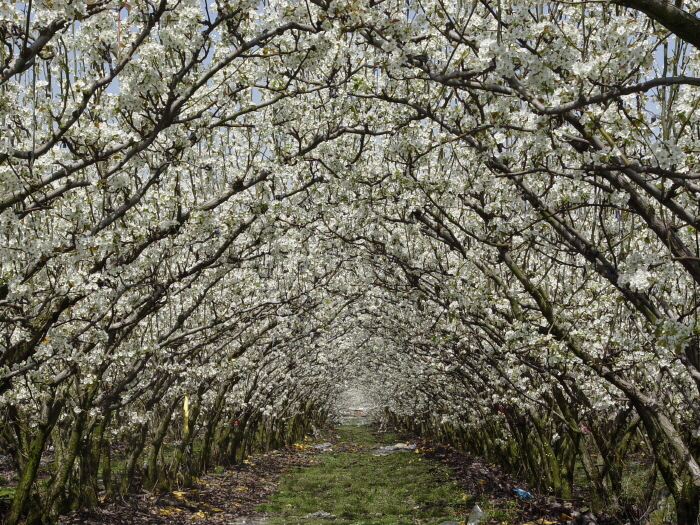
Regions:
[[466, 504, 485, 525]]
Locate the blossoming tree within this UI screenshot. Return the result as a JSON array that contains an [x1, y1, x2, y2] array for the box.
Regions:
[[1, 0, 700, 522]]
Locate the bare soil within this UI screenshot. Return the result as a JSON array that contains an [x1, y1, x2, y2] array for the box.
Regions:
[[57, 449, 313, 525]]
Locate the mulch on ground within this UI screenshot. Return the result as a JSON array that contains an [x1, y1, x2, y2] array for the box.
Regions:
[[421, 443, 605, 525], [58, 448, 315, 525]]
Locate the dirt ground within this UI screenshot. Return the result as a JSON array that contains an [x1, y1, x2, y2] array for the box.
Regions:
[[421, 444, 602, 525], [57, 449, 312, 525]]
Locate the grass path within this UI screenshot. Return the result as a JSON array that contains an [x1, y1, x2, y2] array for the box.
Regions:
[[255, 420, 467, 525]]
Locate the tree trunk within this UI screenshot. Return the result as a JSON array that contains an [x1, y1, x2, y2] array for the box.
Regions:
[[5, 399, 64, 525]]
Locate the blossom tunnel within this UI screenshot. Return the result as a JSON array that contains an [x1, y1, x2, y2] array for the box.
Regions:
[[2, 0, 700, 522]]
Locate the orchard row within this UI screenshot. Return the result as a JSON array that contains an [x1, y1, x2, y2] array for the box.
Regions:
[[1, 0, 700, 522]]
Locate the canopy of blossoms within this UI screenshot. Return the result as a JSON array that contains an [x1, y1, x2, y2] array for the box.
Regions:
[[1, 0, 700, 522]]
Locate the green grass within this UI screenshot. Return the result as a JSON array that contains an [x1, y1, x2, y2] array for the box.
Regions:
[[334, 420, 401, 447], [0, 486, 16, 499], [257, 424, 466, 525]]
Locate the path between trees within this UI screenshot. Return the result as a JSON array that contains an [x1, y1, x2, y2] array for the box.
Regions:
[[58, 419, 589, 525]]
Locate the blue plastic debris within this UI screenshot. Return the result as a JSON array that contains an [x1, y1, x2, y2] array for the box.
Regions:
[[513, 488, 532, 498]]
